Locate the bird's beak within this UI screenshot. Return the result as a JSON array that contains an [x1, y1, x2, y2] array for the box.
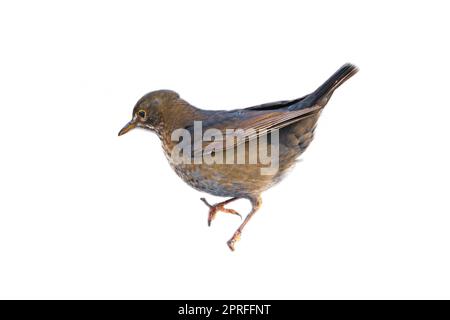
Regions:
[[118, 120, 137, 136]]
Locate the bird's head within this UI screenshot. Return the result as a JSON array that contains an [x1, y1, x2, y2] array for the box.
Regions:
[[118, 90, 180, 136]]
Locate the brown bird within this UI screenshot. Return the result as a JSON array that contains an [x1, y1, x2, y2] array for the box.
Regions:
[[118, 63, 358, 251]]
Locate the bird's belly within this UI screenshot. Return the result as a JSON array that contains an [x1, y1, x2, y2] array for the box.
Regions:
[[171, 163, 279, 198]]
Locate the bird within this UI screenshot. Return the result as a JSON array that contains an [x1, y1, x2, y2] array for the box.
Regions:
[[118, 63, 358, 251]]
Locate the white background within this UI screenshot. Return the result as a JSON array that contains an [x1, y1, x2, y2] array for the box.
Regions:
[[1, 0, 449, 299]]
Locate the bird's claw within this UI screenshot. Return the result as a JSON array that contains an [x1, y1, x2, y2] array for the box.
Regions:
[[200, 198, 242, 227], [227, 231, 241, 251], [200, 197, 212, 208], [221, 208, 242, 219]]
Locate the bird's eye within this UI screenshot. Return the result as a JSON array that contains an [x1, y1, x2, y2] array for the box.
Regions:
[[137, 110, 146, 118]]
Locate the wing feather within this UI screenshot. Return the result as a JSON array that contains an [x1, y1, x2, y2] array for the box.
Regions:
[[192, 104, 323, 157]]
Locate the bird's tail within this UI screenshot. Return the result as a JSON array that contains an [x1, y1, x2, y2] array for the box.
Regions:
[[305, 63, 359, 107]]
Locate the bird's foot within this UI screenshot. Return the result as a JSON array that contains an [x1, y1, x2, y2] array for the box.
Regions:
[[227, 230, 241, 251], [200, 197, 242, 227]]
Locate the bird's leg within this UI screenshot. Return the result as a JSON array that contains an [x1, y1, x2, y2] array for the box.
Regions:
[[227, 195, 262, 251], [200, 197, 242, 227]]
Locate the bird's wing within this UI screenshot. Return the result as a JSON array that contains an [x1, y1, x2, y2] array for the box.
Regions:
[[187, 63, 358, 157], [192, 102, 323, 157]]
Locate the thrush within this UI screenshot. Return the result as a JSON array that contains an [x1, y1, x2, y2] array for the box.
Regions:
[[118, 63, 358, 251]]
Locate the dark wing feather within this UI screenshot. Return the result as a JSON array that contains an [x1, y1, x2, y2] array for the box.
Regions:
[[193, 103, 323, 157], [244, 94, 308, 111]]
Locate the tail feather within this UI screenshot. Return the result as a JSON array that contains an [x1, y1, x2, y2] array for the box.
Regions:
[[297, 63, 359, 108]]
